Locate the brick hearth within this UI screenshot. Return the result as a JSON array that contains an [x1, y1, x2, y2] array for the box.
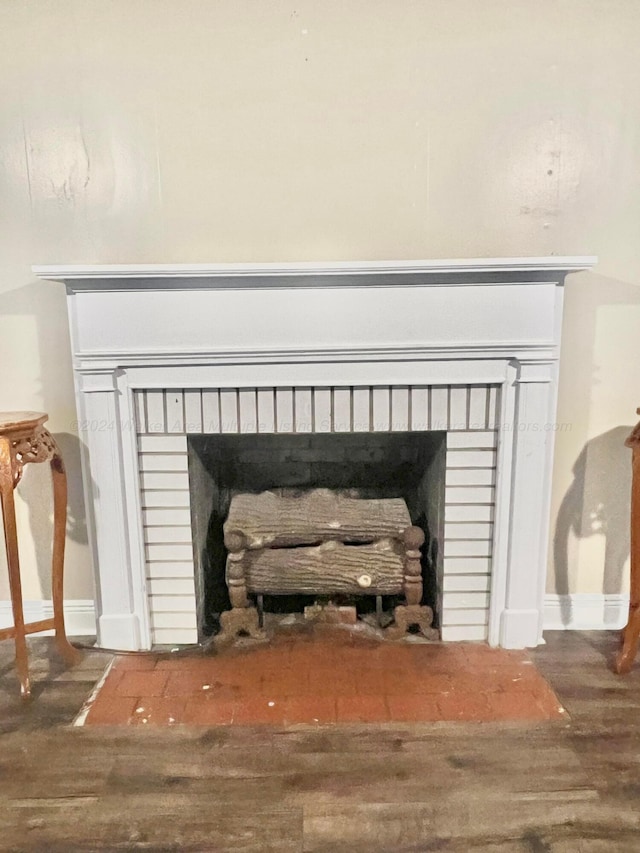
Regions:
[[80, 631, 565, 726]]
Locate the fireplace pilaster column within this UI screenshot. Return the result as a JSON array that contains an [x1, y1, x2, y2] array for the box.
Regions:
[[77, 370, 145, 650], [500, 360, 558, 648]]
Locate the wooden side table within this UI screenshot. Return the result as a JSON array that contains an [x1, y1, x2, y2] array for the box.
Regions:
[[0, 412, 81, 697], [615, 409, 640, 674]]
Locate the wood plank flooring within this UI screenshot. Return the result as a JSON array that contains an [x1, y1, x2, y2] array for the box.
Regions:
[[0, 631, 639, 851]]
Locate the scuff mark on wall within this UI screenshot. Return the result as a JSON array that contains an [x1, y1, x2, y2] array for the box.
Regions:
[[520, 206, 561, 217], [25, 123, 90, 207]]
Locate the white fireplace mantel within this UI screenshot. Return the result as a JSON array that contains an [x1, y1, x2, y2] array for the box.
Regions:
[[34, 257, 594, 282], [35, 257, 596, 651]]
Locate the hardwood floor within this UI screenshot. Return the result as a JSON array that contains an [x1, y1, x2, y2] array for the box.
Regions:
[[0, 632, 639, 851]]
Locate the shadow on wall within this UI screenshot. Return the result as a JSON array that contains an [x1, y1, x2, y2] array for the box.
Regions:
[[0, 276, 92, 600], [553, 426, 632, 624], [551, 270, 640, 626]]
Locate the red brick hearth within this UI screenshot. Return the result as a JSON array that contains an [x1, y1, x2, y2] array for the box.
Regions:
[[79, 629, 566, 727]]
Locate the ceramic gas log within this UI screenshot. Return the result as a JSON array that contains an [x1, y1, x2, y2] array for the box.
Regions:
[[220, 488, 437, 640]]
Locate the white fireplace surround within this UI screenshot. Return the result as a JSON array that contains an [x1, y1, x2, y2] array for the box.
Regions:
[[35, 257, 596, 651]]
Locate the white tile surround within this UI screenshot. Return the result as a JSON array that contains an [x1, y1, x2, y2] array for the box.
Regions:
[[34, 257, 596, 650], [136, 384, 499, 645]]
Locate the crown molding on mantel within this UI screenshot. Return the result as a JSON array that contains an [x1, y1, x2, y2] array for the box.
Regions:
[[33, 256, 597, 289]]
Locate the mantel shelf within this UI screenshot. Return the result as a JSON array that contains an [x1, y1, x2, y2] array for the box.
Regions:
[[33, 256, 597, 290]]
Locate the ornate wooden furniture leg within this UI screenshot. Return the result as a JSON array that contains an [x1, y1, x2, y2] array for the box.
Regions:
[[50, 445, 83, 668], [616, 411, 640, 674], [0, 444, 30, 696], [0, 413, 82, 697]]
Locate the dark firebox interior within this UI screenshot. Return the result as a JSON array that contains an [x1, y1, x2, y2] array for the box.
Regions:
[[187, 432, 446, 639]]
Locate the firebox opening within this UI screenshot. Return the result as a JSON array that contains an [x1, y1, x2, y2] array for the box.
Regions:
[[187, 431, 446, 639]]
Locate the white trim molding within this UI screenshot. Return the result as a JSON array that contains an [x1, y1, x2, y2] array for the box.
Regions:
[[0, 600, 96, 636], [544, 594, 629, 631], [33, 257, 597, 284]]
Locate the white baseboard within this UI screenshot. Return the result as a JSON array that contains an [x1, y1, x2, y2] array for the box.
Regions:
[[1, 596, 626, 638], [0, 600, 96, 636], [544, 593, 629, 631]]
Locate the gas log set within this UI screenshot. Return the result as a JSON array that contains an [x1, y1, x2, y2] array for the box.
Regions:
[[218, 487, 438, 641]]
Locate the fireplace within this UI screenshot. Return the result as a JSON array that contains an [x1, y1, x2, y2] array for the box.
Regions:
[[187, 429, 446, 639], [141, 387, 494, 643], [34, 257, 596, 650]]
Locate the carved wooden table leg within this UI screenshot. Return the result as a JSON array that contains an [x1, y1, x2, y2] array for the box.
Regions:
[[0, 440, 31, 696], [50, 445, 83, 668], [616, 412, 640, 674], [0, 413, 82, 697]]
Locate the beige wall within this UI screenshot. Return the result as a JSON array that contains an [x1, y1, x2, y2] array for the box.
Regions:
[[1, 0, 639, 604]]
